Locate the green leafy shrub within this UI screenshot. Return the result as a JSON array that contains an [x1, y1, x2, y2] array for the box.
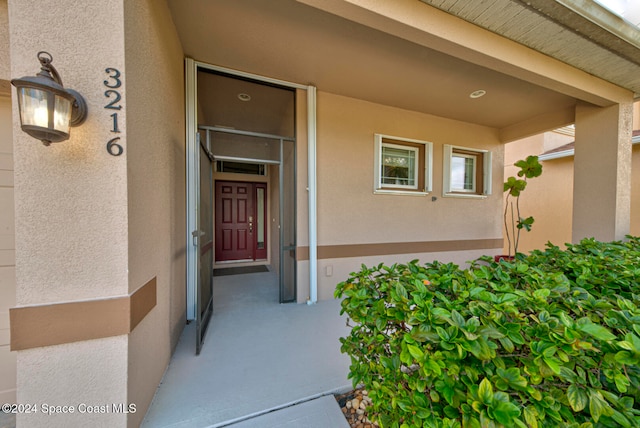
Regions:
[[335, 238, 640, 427]]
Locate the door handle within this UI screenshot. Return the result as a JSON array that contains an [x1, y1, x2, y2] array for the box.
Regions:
[[249, 216, 253, 234], [192, 230, 205, 246]]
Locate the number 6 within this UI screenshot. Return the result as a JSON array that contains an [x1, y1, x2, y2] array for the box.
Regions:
[[107, 137, 123, 156]]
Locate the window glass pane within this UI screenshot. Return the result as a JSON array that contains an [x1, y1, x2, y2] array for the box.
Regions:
[[463, 157, 474, 189], [451, 154, 475, 191], [216, 161, 266, 175], [381, 145, 416, 186], [256, 188, 265, 249]]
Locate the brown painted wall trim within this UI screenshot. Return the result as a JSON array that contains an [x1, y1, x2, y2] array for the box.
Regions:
[[297, 239, 503, 261], [130, 277, 157, 331], [10, 277, 157, 351]]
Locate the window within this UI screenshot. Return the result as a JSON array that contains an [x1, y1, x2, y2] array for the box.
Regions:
[[216, 161, 266, 176], [381, 143, 418, 188], [450, 151, 477, 193], [374, 134, 432, 194], [443, 145, 492, 197]]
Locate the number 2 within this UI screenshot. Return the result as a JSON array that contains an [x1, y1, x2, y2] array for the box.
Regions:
[[104, 90, 122, 110]]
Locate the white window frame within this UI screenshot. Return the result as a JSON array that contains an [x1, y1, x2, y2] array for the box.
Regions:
[[443, 144, 492, 199], [374, 134, 432, 196]]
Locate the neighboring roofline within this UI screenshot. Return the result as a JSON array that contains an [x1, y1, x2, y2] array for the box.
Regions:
[[538, 149, 576, 161], [539, 134, 640, 161], [553, 125, 575, 137]]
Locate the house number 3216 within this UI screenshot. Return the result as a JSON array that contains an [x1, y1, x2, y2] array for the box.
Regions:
[[104, 68, 123, 156]]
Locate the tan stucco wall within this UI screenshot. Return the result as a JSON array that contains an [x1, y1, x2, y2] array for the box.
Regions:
[[506, 146, 640, 254], [7, 0, 187, 425], [504, 134, 545, 166], [318, 249, 497, 299], [8, 0, 130, 425], [123, 0, 185, 426], [9, 0, 128, 304], [504, 110, 640, 254], [296, 89, 310, 245], [0, 93, 16, 405], [503, 132, 574, 253], [631, 144, 640, 236], [317, 92, 503, 245], [525, 155, 574, 249], [296, 88, 310, 302], [573, 101, 632, 242], [0, 0, 9, 81], [313, 92, 504, 299]]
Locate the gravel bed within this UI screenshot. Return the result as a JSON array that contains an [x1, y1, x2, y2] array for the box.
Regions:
[[334, 388, 379, 428]]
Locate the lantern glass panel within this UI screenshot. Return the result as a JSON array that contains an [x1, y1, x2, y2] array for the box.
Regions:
[[19, 87, 49, 128], [53, 94, 72, 133]]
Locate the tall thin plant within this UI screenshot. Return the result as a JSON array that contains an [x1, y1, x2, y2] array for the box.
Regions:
[[503, 155, 542, 256]]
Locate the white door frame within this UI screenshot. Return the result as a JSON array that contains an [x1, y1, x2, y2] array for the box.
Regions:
[[185, 59, 318, 319]]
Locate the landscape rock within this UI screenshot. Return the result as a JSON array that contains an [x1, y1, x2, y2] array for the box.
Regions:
[[334, 388, 379, 428]]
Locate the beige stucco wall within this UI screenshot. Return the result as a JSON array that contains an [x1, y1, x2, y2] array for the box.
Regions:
[[573, 102, 632, 242], [504, 104, 640, 254], [631, 144, 640, 236], [503, 132, 574, 253], [122, 0, 185, 426], [296, 89, 310, 302], [6, 0, 188, 426], [296, 89, 310, 250], [314, 92, 504, 299], [9, 0, 130, 425], [9, 1, 128, 303], [504, 134, 545, 167], [506, 145, 640, 254], [0, 0, 9, 81], [317, 92, 503, 245], [506, 161, 573, 252], [1, 0, 15, 403], [0, 93, 16, 405]]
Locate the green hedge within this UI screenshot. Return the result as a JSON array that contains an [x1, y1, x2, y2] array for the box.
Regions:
[[335, 238, 640, 428]]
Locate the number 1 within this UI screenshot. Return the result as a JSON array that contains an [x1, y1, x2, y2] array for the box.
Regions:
[[110, 113, 120, 133]]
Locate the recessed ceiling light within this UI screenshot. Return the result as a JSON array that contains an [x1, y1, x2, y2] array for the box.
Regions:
[[469, 90, 486, 99], [238, 93, 251, 102]]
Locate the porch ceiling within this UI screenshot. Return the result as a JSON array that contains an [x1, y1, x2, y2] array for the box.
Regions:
[[167, 0, 639, 136]]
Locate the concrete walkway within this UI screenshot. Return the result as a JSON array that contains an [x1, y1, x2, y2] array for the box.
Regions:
[[142, 270, 352, 427], [224, 395, 349, 428], [0, 411, 15, 428]]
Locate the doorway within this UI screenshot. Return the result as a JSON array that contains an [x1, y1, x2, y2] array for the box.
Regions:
[[201, 124, 297, 306], [215, 181, 267, 262], [186, 60, 301, 353]]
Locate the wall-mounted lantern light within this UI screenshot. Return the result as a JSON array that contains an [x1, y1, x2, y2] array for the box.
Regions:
[[11, 51, 88, 146]]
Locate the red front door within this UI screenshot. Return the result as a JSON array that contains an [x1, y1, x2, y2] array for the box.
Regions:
[[215, 181, 267, 262]]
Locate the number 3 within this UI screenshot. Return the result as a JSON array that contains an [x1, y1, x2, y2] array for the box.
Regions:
[[104, 68, 122, 89]]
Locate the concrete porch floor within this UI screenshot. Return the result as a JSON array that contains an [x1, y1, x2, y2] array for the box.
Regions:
[[141, 270, 352, 427]]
